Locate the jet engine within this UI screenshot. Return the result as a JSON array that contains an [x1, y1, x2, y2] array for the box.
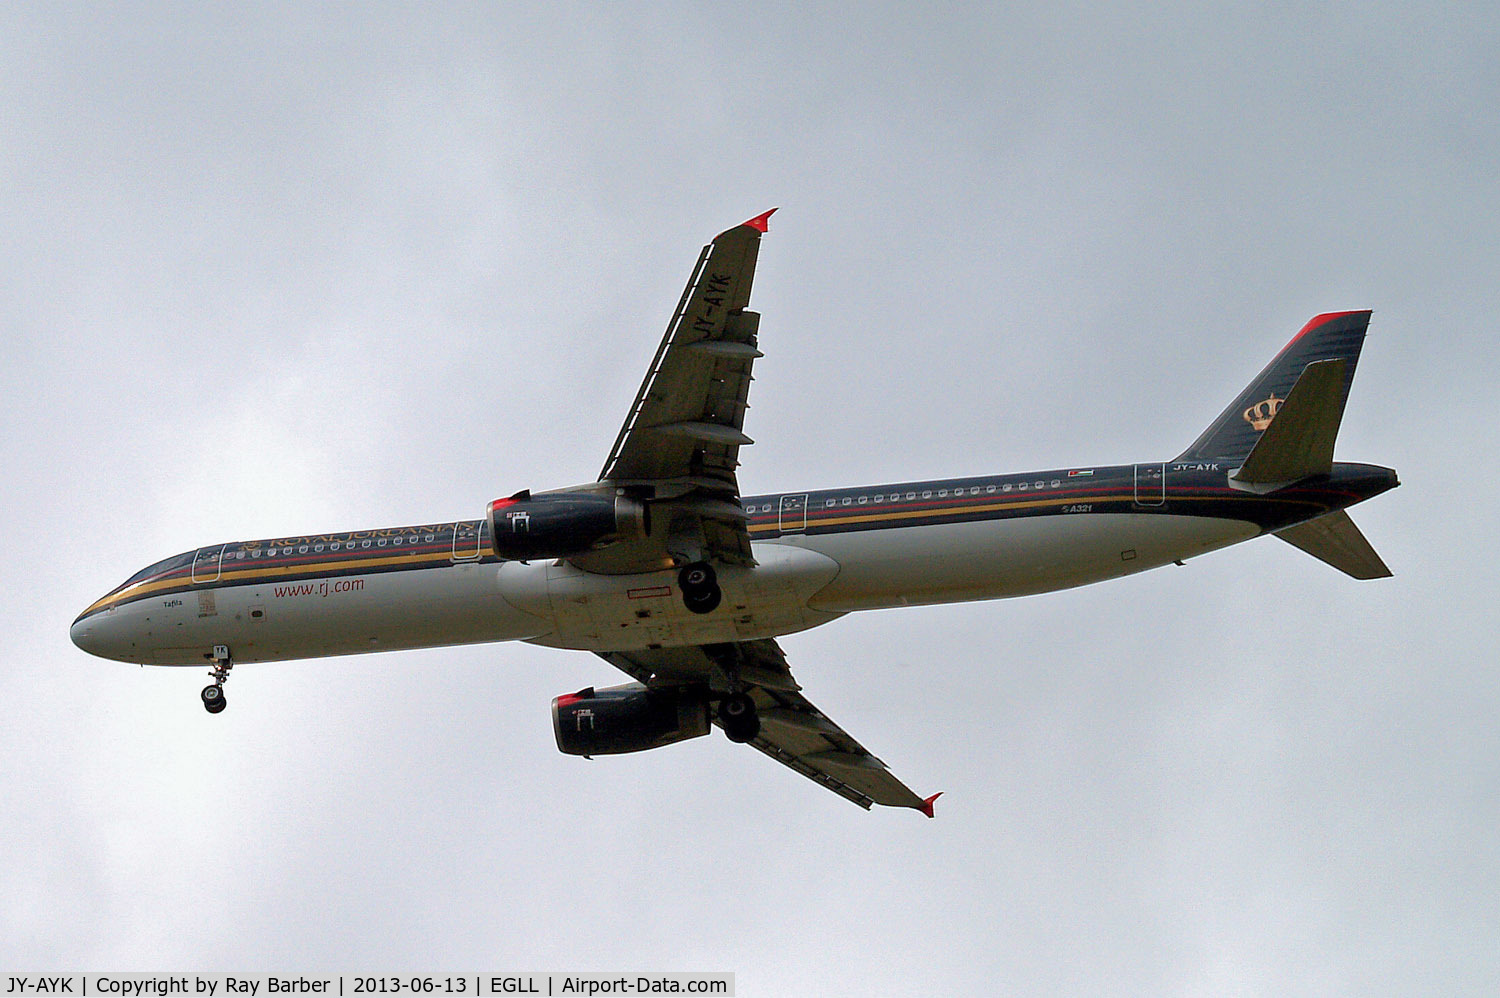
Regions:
[[552, 683, 711, 756], [487, 490, 647, 561]]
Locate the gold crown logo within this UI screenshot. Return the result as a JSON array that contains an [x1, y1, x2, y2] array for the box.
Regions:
[[1243, 393, 1283, 431]]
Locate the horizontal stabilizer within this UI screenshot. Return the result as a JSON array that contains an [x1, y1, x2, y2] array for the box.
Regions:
[[1231, 358, 1346, 487], [1275, 510, 1392, 579]]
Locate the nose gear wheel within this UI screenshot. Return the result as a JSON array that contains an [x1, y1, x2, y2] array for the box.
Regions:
[[202, 644, 233, 714]]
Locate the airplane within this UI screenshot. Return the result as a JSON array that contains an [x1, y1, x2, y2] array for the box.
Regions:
[[71, 209, 1398, 816]]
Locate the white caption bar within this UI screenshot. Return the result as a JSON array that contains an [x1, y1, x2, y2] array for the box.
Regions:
[[2, 977, 733, 998]]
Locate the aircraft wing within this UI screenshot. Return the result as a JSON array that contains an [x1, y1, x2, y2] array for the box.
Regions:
[[596, 639, 939, 815], [582, 211, 776, 574]]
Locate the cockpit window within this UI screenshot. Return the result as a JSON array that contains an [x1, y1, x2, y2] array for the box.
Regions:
[[121, 550, 195, 588]]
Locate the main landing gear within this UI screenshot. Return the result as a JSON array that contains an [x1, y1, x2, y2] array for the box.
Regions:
[[678, 561, 722, 614], [718, 691, 760, 743], [201, 644, 232, 714]]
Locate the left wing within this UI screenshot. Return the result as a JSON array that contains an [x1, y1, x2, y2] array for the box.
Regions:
[[580, 211, 775, 574], [596, 639, 940, 815]]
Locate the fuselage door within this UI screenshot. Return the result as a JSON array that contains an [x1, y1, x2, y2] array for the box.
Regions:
[[451, 520, 483, 562], [1134, 463, 1166, 507], [191, 544, 226, 584], [778, 493, 809, 534]]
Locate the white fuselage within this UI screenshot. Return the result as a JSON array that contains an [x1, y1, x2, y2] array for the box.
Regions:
[[72, 510, 1258, 667]]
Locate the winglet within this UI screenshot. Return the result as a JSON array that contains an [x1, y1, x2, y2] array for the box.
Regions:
[[919, 792, 943, 818], [742, 208, 778, 233]]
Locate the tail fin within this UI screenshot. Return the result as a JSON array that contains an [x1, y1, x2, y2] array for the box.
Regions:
[[1176, 311, 1371, 465]]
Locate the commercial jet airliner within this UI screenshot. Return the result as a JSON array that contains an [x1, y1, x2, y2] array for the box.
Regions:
[[72, 210, 1398, 814]]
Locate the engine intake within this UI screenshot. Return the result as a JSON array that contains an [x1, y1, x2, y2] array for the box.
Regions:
[[552, 683, 711, 756], [487, 490, 646, 561]]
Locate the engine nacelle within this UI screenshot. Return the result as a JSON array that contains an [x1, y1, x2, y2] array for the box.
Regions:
[[552, 683, 711, 756], [487, 490, 646, 562]]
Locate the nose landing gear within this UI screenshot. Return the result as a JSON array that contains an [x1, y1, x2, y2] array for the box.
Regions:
[[201, 644, 232, 714]]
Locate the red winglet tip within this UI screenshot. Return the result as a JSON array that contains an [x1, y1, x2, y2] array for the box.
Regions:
[[920, 792, 943, 818], [742, 207, 778, 233]]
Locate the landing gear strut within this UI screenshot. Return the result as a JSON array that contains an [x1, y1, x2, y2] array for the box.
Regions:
[[678, 561, 722, 614], [718, 691, 760, 743], [201, 644, 232, 714]]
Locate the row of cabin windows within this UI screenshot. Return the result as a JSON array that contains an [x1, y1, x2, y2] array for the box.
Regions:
[[743, 480, 1065, 514], [232, 533, 442, 559]]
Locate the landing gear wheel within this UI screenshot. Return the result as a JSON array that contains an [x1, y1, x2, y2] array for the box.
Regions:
[[679, 562, 717, 591], [683, 586, 722, 614], [202, 644, 233, 715], [718, 692, 760, 743], [679, 561, 722, 615]]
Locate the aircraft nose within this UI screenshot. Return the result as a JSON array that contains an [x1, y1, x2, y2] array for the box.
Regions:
[[71, 607, 131, 661], [71, 612, 104, 655]]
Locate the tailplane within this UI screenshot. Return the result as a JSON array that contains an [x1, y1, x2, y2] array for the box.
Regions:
[[1230, 356, 1345, 487], [1275, 510, 1393, 579], [1176, 311, 1371, 467]]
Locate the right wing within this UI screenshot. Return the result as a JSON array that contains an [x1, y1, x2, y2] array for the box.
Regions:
[[596, 639, 940, 815]]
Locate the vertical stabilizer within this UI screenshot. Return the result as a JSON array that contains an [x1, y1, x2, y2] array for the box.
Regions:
[[1176, 311, 1370, 464]]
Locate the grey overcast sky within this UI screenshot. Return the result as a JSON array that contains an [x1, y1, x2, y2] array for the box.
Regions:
[[4, 3, 1497, 994]]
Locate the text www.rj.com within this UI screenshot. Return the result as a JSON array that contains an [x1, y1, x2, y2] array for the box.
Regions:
[[273, 579, 365, 598]]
